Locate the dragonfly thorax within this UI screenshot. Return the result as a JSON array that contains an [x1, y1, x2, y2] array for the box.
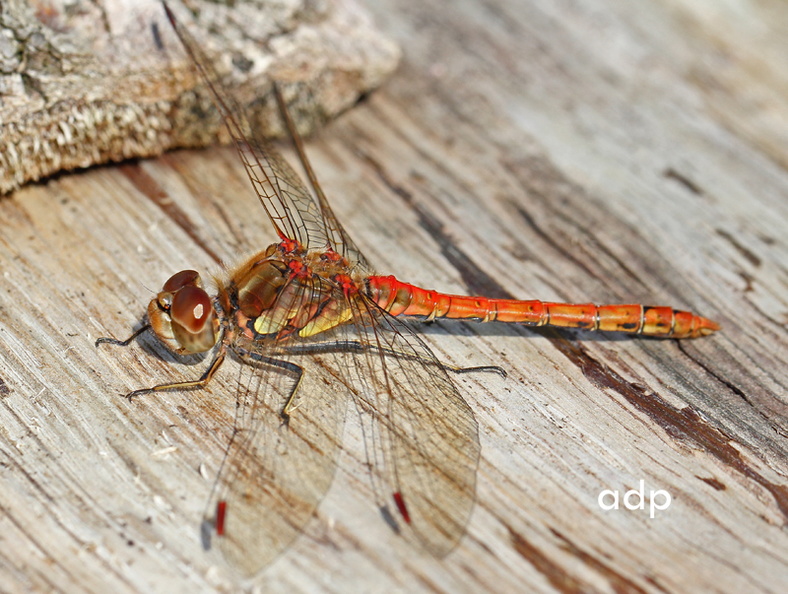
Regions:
[[148, 269, 221, 355], [222, 246, 359, 342]]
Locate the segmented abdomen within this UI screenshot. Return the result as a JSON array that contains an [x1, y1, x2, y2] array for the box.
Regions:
[[366, 276, 719, 338]]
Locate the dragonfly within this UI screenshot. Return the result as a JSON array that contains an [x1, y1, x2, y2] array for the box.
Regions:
[[97, 1, 719, 578]]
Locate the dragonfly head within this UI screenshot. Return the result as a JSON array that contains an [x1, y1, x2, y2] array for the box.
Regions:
[[148, 270, 220, 354]]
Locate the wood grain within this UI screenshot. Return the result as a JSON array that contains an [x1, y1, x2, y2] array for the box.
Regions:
[[1, 0, 786, 592]]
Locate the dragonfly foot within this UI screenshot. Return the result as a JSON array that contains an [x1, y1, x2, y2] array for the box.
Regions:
[[124, 387, 154, 402]]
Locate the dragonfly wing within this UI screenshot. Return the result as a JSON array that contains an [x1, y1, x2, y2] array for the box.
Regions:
[[342, 294, 481, 556], [207, 288, 349, 578], [270, 85, 372, 270], [208, 349, 348, 577], [162, 2, 330, 250]]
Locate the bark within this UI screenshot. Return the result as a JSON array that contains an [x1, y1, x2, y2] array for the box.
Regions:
[[0, 0, 400, 193]]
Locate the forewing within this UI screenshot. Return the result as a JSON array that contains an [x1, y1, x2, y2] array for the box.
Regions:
[[162, 2, 330, 249], [270, 85, 371, 270]]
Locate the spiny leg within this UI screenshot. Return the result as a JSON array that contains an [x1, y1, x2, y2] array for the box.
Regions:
[[235, 349, 305, 423], [276, 339, 507, 378], [120, 348, 227, 401], [451, 363, 507, 378]]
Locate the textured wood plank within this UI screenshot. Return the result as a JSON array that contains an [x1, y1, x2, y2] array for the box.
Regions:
[[0, 0, 786, 592]]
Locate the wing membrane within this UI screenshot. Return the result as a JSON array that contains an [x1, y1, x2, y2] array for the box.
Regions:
[[271, 85, 371, 269], [163, 2, 331, 249], [207, 277, 349, 577], [339, 294, 480, 555]]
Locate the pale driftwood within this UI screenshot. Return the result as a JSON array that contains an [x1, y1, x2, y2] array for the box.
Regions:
[[0, 0, 400, 193], [0, 0, 786, 592]]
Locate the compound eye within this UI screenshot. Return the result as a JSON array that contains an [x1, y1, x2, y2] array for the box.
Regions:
[[170, 285, 212, 333], [163, 270, 201, 293]]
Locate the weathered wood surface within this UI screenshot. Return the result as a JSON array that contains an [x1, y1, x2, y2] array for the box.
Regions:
[[0, 0, 399, 193], [1, 0, 786, 592]]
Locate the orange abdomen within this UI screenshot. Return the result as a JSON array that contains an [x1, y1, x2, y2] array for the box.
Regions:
[[366, 276, 719, 339]]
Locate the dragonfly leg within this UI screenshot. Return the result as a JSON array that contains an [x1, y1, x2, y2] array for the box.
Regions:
[[234, 349, 305, 424], [449, 363, 507, 379], [280, 369, 305, 422], [95, 324, 151, 348], [278, 340, 507, 378], [123, 348, 227, 401]]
